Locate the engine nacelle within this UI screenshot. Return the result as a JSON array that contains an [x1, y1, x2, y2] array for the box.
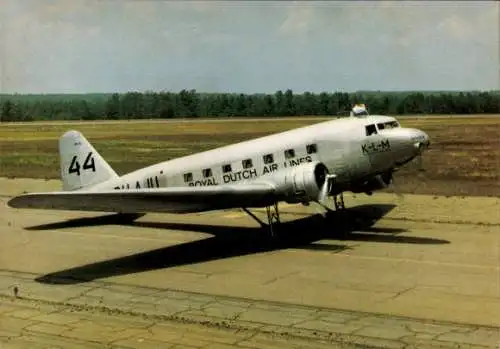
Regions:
[[268, 161, 329, 203]]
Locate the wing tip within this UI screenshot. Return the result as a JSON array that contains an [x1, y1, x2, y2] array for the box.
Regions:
[[7, 194, 29, 208], [7, 197, 21, 209]]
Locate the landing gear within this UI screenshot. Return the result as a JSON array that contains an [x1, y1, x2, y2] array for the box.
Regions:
[[333, 193, 346, 211], [318, 192, 346, 215], [242, 202, 281, 238], [266, 202, 280, 237], [317, 172, 346, 213]]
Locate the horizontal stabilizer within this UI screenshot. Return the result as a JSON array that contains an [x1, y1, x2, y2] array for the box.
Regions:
[[7, 184, 277, 214]]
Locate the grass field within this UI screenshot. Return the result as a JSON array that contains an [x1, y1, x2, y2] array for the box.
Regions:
[[1, 115, 499, 197]]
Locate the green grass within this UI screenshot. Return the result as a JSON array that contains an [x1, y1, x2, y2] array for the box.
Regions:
[[1, 116, 499, 196]]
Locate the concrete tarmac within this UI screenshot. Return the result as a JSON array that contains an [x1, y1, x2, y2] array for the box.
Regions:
[[1, 178, 500, 348]]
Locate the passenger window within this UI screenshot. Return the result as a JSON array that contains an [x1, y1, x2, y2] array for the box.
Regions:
[[263, 154, 274, 164], [242, 159, 253, 169], [306, 144, 317, 154], [365, 124, 377, 136], [377, 123, 385, 130], [284, 149, 295, 159], [222, 164, 232, 173], [183, 172, 193, 182], [202, 168, 212, 178]]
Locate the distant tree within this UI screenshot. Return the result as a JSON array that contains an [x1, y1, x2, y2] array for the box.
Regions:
[[105, 93, 121, 120], [263, 94, 275, 116], [158, 92, 175, 118], [142, 91, 158, 118], [335, 92, 351, 113], [177, 89, 197, 117], [121, 92, 144, 118], [80, 100, 94, 120], [0, 89, 498, 121], [232, 93, 247, 116], [283, 89, 296, 116], [318, 92, 330, 115], [302, 91, 318, 115], [1, 100, 13, 122]]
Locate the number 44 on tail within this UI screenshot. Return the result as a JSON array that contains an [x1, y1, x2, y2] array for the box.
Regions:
[[69, 152, 96, 176]]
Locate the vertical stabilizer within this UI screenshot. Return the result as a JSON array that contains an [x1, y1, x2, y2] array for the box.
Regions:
[[59, 130, 119, 191]]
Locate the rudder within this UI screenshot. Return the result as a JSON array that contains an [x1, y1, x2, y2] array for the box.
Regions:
[[59, 130, 118, 191]]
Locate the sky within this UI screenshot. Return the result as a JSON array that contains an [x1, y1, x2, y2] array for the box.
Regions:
[[1, 0, 498, 94]]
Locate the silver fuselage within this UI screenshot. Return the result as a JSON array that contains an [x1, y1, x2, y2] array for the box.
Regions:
[[91, 115, 429, 195]]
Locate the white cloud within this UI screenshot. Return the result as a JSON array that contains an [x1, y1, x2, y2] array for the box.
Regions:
[[277, 4, 315, 37], [0, 0, 498, 93], [437, 14, 475, 40]]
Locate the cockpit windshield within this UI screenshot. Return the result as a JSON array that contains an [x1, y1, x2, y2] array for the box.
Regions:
[[377, 121, 399, 130]]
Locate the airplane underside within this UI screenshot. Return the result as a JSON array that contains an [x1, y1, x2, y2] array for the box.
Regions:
[[240, 191, 347, 238]]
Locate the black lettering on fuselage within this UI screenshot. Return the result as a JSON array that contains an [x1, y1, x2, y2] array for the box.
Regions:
[[188, 177, 220, 187], [223, 168, 258, 183], [113, 176, 158, 191], [262, 163, 279, 175], [288, 155, 312, 167], [114, 183, 131, 190], [361, 139, 391, 155]]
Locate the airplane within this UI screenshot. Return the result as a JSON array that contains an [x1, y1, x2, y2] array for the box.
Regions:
[[7, 105, 430, 237]]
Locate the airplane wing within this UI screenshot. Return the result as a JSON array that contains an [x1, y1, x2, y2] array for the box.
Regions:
[[7, 183, 277, 214]]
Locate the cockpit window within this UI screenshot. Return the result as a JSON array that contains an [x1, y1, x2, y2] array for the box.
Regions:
[[365, 124, 377, 136], [377, 121, 399, 130]]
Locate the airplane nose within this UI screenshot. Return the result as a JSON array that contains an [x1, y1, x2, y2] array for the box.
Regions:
[[412, 130, 430, 152], [422, 131, 430, 148]]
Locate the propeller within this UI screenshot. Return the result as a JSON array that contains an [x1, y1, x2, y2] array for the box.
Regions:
[[386, 173, 405, 201], [388, 140, 429, 199], [414, 142, 427, 172], [375, 171, 404, 200], [318, 174, 337, 204], [315, 173, 337, 216], [417, 152, 426, 172]]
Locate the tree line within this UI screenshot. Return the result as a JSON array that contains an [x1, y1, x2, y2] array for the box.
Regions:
[[1, 89, 499, 122]]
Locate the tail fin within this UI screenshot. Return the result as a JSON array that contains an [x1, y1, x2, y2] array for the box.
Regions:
[[59, 130, 119, 191]]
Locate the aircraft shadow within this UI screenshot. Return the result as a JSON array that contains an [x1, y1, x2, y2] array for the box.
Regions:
[[33, 204, 449, 285], [25, 213, 147, 231]]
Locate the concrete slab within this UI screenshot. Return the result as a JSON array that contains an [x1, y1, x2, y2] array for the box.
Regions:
[[1, 178, 500, 348]]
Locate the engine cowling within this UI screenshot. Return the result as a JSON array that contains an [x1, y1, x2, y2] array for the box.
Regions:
[[268, 161, 329, 203]]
